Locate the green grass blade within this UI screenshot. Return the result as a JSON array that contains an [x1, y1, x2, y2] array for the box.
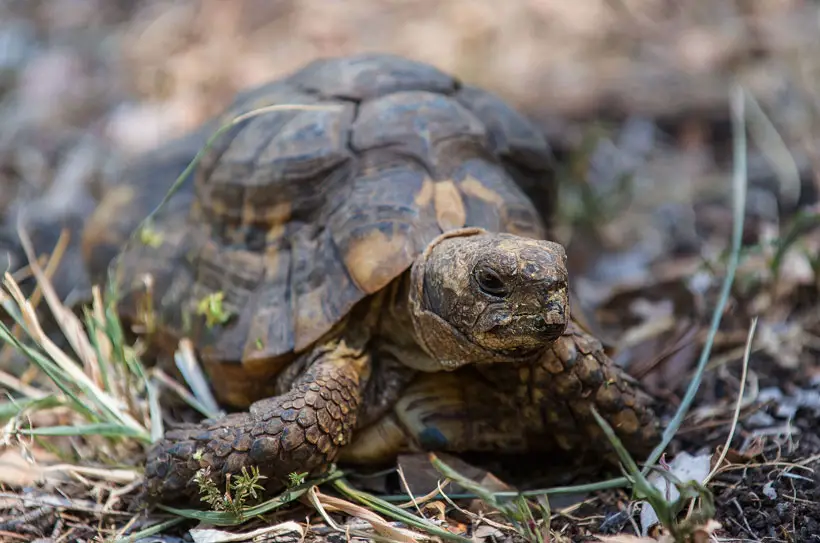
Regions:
[[0, 307, 146, 434], [0, 395, 62, 422], [103, 299, 129, 371], [590, 407, 679, 530], [82, 309, 112, 393], [157, 493, 304, 526], [18, 422, 151, 440], [429, 454, 507, 505], [0, 324, 101, 421], [151, 369, 216, 419], [375, 475, 631, 502], [640, 84, 750, 474], [173, 346, 221, 419], [113, 517, 187, 543]]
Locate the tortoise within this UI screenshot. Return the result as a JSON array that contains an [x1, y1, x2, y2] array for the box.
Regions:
[[80, 53, 662, 504]]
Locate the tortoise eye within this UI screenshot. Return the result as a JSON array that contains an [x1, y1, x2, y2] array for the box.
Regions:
[[473, 265, 508, 297]]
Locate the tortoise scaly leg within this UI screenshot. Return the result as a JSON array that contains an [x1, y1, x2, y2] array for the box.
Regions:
[[376, 322, 661, 462], [143, 336, 371, 504]]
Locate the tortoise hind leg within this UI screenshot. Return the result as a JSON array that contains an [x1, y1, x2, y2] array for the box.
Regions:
[[340, 365, 540, 465], [143, 336, 371, 504]]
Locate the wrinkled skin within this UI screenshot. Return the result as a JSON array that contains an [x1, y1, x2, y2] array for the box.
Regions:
[[144, 330, 371, 501], [142, 228, 587, 504], [408, 228, 569, 370], [341, 320, 659, 465]]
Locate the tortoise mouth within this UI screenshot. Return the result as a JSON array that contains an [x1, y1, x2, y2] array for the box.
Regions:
[[483, 312, 566, 335], [474, 307, 567, 353]]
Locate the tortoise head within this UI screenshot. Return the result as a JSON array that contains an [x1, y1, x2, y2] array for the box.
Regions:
[[408, 227, 569, 370]]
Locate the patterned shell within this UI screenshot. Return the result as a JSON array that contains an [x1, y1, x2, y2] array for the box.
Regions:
[[91, 54, 555, 404]]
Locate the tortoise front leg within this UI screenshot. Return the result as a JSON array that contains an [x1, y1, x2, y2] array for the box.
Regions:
[[354, 322, 661, 463], [143, 337, 370, 504]]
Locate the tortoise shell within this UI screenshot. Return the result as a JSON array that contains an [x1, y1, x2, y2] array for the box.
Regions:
[[84, 53, 556, 406]]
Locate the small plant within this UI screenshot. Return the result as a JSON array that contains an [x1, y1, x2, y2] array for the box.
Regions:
[[194, 465, 267, 520], [591, 407, 718, 540], [196, 291, 232, 328], [138, 221, 164, 248], [194, 467, 224, 511], [288, 471, 308, 487]]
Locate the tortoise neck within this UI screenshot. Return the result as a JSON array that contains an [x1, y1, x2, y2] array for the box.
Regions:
[[372, 271, 445, 373], [378, 271, 416, 340]]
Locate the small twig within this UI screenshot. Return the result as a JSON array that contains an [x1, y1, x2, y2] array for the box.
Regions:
[[40, 463, 140, 484], [0, 492, 133, 516], [0, 530, 29, 541], [332, 478, 471, 542], [110, 514, 140, 541], [713, 460, 816, 477], [396, 465, 425, 519], [0, 505, 54, 531], [705, 317, 757, 485], [435, 479, 514, 533], [394, 480, 452, 509], [103, 479, 144, 512], [731, 498, 756, 537]]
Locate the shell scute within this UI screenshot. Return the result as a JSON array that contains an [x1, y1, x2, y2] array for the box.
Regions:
[[290, 53, 457, 101], [89, 54, 554, 408]]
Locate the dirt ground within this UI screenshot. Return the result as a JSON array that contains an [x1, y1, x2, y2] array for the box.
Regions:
[[1, 1, 819, 541]]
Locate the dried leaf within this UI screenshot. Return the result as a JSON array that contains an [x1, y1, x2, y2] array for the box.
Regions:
[[639, 452, 712, 536], [315, 489, 426, 542]]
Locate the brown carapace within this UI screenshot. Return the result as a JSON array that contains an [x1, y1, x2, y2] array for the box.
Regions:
[[81, 53, 661, 504]]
